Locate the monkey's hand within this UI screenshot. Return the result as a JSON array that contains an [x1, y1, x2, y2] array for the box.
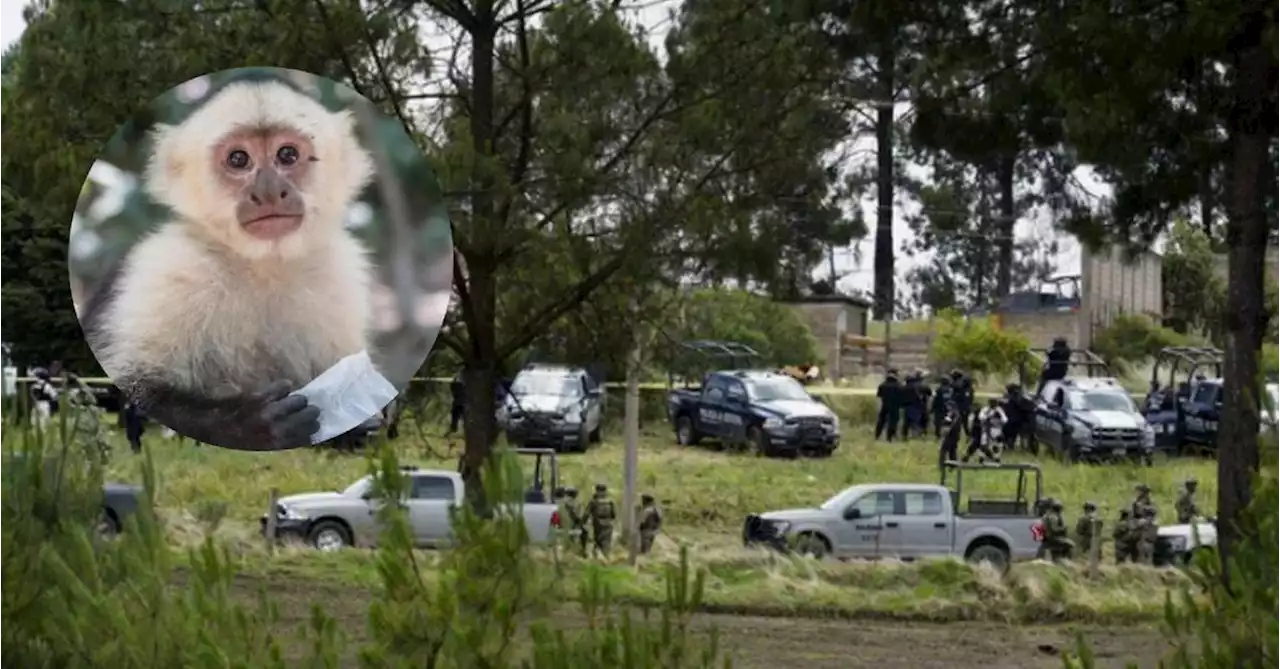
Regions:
[[129, 378, 320, 451]]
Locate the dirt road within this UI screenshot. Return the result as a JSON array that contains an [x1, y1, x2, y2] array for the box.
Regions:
[[228, 574, 1166, 668]]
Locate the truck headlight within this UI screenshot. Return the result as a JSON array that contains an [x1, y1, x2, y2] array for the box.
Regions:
[[767, 519, 790, 535], [277, 505, 308, 521], [1072, 424, 1092, 441], [561, 409, 582, 424], [763, 417, 784, 430]]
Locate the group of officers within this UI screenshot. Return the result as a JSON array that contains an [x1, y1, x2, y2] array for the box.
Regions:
[[1036, 478, 1203, 564], [552, 483, 664, 558], [874, 338, 1076, 464]]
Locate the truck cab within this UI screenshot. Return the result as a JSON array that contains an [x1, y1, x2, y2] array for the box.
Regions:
[[666, 370, 840, 457]]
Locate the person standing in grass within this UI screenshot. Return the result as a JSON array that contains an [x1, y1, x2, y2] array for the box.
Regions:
[[587, 483, 616, 557], [875, 369, 904, 442], [1175, 478, 1200, 523], [561, 487, 587, 556], [1075, 501, 1100, 557], [1134, 507, 1159, 564], [1037, 498, 1074, 561], [937, 402, 965, 468], [931, 376, 952, 438], [1113, 509, 1135, 563], [637, 493, 663, 555]]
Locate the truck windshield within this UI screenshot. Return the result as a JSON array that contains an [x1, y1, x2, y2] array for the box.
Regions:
[[747, 378, 811, 402], [511, 374, 579, 397], [1071, 392, 1135, 413]]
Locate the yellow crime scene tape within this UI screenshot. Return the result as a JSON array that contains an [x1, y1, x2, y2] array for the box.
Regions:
[[13, 376, 1144, 400]]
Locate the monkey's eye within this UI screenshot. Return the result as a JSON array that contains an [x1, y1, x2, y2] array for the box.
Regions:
[[276, 145, 300, 166], [226, 150, 251, 170]]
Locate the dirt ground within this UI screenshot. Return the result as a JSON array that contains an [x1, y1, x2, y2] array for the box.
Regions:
[[231, 574, 1169, 669]]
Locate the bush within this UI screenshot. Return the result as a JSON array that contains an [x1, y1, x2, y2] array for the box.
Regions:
[[929, 310, 1029, 379], [1091, 314, 1193, 375], [1, 410, 732, 668]]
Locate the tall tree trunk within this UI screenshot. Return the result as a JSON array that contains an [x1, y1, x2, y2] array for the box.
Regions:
[[460, 8, 501, 500], [1215, 2, 1274, 583], [994, 156, 1016, 299], [872, 45, 896, 321]]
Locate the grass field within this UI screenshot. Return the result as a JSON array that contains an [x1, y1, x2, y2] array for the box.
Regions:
[[114, 420, 1216, 539], [87, 416, 1216, 629]]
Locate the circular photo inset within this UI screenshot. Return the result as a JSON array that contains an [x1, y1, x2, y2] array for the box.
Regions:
[[69, 67, 453, 451]]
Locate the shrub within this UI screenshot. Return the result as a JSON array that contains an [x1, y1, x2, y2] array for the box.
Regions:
[[929, 310, 1029, 379], [1092, 314, 1192, 375]]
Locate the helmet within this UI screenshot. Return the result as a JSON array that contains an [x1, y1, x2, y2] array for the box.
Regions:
[[1049, 498, 1064, 510], [1052, 336, 1068, 346], [30, 367, 50, 380], [565, 487, 578, 497], [1135, 483, 1151, 493], [641, 493, 654, 503], [1083, 501, 1097, 511], [950, 369, 963, 379], [1185, 477, 1198, 487], [595, 483, 607, 493]]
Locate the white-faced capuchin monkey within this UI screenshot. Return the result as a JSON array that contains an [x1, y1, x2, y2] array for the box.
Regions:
[[80, 80, 378, 450]]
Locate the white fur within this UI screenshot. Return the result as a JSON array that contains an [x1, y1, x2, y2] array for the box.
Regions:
[[99, 81, 377, 396], [143, 80, 374, 262]]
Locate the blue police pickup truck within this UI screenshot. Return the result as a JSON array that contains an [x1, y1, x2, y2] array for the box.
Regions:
[[666, 370, 840, 457], [1145, 378, 1280, 453]]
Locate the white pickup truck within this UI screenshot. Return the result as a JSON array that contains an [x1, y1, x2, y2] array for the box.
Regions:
[[261, 449, 564, 551], [743, 462, 1047, 570]]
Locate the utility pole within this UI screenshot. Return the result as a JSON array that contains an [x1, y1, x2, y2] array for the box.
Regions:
[[623, 295, 642, 565]]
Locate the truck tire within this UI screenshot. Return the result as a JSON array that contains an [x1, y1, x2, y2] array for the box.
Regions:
[[965, 542, 1010, 571], [794, 532, 830, 559], [589, 423, 602, 444], [308, 519, 353, 552], [675, 415, 701, 446]]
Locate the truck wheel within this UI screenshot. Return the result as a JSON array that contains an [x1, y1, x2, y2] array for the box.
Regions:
[[308, 520, 353, 552], [749, 426, 771, 457], [794, 532, 829, 559], [675, 416, 700, 446], [966, 543, 1010, 571], [589, 424, 602, 444], [96, 508, 121, 539]]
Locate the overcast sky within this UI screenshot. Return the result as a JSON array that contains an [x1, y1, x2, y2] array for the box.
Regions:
[[0, 0, 1094, 298]]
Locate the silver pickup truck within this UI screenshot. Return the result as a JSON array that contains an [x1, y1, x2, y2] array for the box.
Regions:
[[261, 450, 563, 551], [743, 462, 1047, 570]]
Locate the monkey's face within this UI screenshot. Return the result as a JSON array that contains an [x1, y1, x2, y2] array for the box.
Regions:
[[215, 126, 312, 242], [145, 80, 375, 261]]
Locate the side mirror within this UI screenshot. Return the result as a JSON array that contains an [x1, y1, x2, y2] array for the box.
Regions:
[[843, 507, 862, 520], [586, 388, 602, 398]]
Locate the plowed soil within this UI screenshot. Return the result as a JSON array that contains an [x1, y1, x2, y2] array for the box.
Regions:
[[231, 574, 1169, 668]]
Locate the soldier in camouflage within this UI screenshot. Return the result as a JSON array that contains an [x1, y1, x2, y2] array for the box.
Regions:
[[637, 493, 663, 554], [1113, 509, 1134, 564], [586, 483, 616, 557], [64, 374, 112, 464], [1037, 498, 1074, 561], [1134, 506, 1159, 565], [1175, 478, 1200, 523], [1075, 501, 1100, 557], [1130, 483, 1156, 519], [562, 487, 587, 556]]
